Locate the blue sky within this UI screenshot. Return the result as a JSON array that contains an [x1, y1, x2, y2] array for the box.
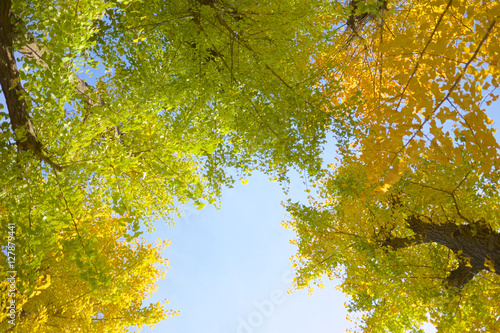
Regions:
[[132, 140, 357, 333], [134, 136, 442, 333], [135, 104, 500, 333], [138, 170, 353, 333]]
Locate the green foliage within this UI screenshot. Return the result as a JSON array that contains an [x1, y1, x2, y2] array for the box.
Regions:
[[1, 0, 347, 330]]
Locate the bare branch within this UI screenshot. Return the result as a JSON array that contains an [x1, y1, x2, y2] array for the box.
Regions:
[[446, 262, 478, 290]]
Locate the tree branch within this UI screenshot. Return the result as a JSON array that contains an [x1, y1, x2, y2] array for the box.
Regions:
[[446, 262, 478, 290], [0, 0, 62, 170]]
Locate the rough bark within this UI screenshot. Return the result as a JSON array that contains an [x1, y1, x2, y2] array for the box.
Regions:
[[385, 214, 500, 289], [0, 0, 61, 170]]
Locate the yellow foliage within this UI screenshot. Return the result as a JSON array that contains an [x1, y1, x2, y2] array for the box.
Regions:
[[286, 153, 500, 331], [1, 210, 174, 333], [315, 0, 500, 185]]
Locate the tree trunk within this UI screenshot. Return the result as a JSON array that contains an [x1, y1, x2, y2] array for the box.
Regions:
[[0, 0, 61, 170], [386, 215, 500, 289]]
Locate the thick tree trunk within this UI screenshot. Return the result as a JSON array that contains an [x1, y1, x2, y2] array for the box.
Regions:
[[386, 214, 500, 289], [0, 0, 61, 170]]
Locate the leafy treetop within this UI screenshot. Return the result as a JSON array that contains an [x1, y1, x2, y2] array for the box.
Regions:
[[285, 0, 500, 331]]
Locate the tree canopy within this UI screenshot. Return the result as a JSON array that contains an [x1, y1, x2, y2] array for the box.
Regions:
[[2, 0, 500, 331], [1, 210, 175, 332], [1, 0, 344, 330], [315, 0, 500, 183], [286, 0, 500, 331], [286, 157, 500, 332]]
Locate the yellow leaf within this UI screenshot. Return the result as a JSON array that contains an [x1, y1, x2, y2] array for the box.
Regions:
[[485, 257, 496, 272], [378, 183, 392, 193]]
